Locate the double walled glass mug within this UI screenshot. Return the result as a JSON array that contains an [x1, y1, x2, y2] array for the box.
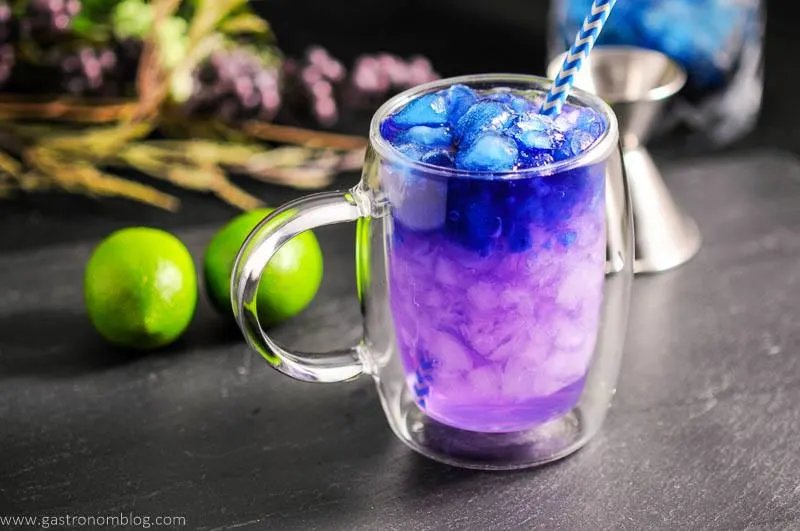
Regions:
[[232, 74, 633, 470]]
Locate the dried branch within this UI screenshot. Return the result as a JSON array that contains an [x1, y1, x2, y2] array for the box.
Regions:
[[17, 172, 53, 192], [139, 140, 263, 166], [210, 178, 263, 211], [132, 0, 182, 123], [25, 146, 179, 210], [242, 148, 364, 189], [0, 148, 23, 178], [46, 123, 154, 158], [0, 99, 137, 123], [336, 148, 367, 172], [243, 146, 315, 172], [116, 143, 263, 210], [245, 166, 334, 189], [242, 121, 368, 150], [187, 0, 247, 48]]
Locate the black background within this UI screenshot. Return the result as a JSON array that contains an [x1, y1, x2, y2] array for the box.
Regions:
[[2, 1, 800, 529], [1, 0, 797, 252]]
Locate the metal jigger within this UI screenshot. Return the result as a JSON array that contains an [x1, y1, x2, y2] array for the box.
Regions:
[[548, 46, 702, 274]]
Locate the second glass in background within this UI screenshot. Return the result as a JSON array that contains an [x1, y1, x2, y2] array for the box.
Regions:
[[549, 0, 765, 147]]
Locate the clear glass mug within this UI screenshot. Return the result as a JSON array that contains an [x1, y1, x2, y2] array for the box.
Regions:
[[232, 74, 633, 470]]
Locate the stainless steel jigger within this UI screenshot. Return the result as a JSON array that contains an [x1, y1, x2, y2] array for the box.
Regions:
[[547, 46, 702, 274]]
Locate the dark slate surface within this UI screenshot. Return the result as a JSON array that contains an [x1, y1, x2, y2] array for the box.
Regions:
[[1, 151, 800, 530], [3, 1, 800, 529]]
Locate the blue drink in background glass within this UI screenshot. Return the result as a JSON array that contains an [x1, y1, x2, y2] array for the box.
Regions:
[[550, 0, 765, 146]]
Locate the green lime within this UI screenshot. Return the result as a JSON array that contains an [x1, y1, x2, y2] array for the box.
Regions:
[[204, 208, 323, 326], [84, 227, 198, 350]]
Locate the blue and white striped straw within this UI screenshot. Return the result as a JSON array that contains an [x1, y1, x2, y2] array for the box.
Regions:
[[541, 0, 618, 116]]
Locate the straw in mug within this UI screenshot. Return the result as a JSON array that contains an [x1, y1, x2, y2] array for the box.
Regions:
[[541, 0, 618, 117]]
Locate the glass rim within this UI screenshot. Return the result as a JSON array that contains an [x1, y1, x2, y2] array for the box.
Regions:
[[369, 73, 620, 179]]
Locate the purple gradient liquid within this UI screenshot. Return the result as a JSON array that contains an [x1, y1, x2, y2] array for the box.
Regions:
[[384, 161, 606, 433], [379, 82, 608, 433]]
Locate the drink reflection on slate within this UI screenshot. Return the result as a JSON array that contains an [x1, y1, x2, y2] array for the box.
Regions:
[[1, 0, 800, 529]]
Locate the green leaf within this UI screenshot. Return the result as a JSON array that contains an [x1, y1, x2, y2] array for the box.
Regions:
[[156, 16, 189, 70], [70, 15, 96, 34], [79, 0, 126, 23], [111, 0, 154, 40], [219, 13, 272, 36], [82, 0, 125, 13], [69, 13, 112, 42]]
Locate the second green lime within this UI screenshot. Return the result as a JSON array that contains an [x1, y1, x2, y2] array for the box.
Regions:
[[204, 208, 324, 326]]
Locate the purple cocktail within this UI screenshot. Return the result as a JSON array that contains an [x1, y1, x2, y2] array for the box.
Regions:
[[380, 84, 607, 433]]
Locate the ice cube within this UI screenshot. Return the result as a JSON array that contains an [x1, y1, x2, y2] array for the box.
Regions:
[[392, 92, 448, 128], [569, 130, 596, 156], [554, 318, 587, 350], [455, 133, 518, 172], [485, 91, 513, 104], [460, 307, 537, 361], [526, 250, 564, 290], [397, 125, 453, 149], [444, 84, 478, 126], [454, 100, 515, 147], [521, 151, 556, 169], [395, 143, 426, 161], [529, 349, 588, 396], [492, 251, 527, 279], [501, 355, 542, 400], [511, 113, 564, 151], [466, 365, 502, 400], [460, 317, 500, 357], [422, 329, 473, 373], [514, 112, 554, 132], [576, 109, 605, 138], [433, 256, 462, 287], [553, 107, 581, 132], [380, 118, 403, 143], [429, 371, 473, 406], [556, 260, 601, 310], [466, 281, 501, 312], [488, 327, 543, 363], [382, 164, 447, 230], [552, 141, 575, 162], [571, 298, 602, 332], [486, 91, 534, 114], [515, 129, 563, 150], [499, 285, 530, 308], [418, 285, 445, 310], [420, 148, 455, 168]]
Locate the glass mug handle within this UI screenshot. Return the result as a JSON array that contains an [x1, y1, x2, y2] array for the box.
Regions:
[[231, 186, 372, 383]]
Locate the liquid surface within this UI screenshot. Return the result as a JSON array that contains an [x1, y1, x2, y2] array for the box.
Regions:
[[380, 84, 605, 172]]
